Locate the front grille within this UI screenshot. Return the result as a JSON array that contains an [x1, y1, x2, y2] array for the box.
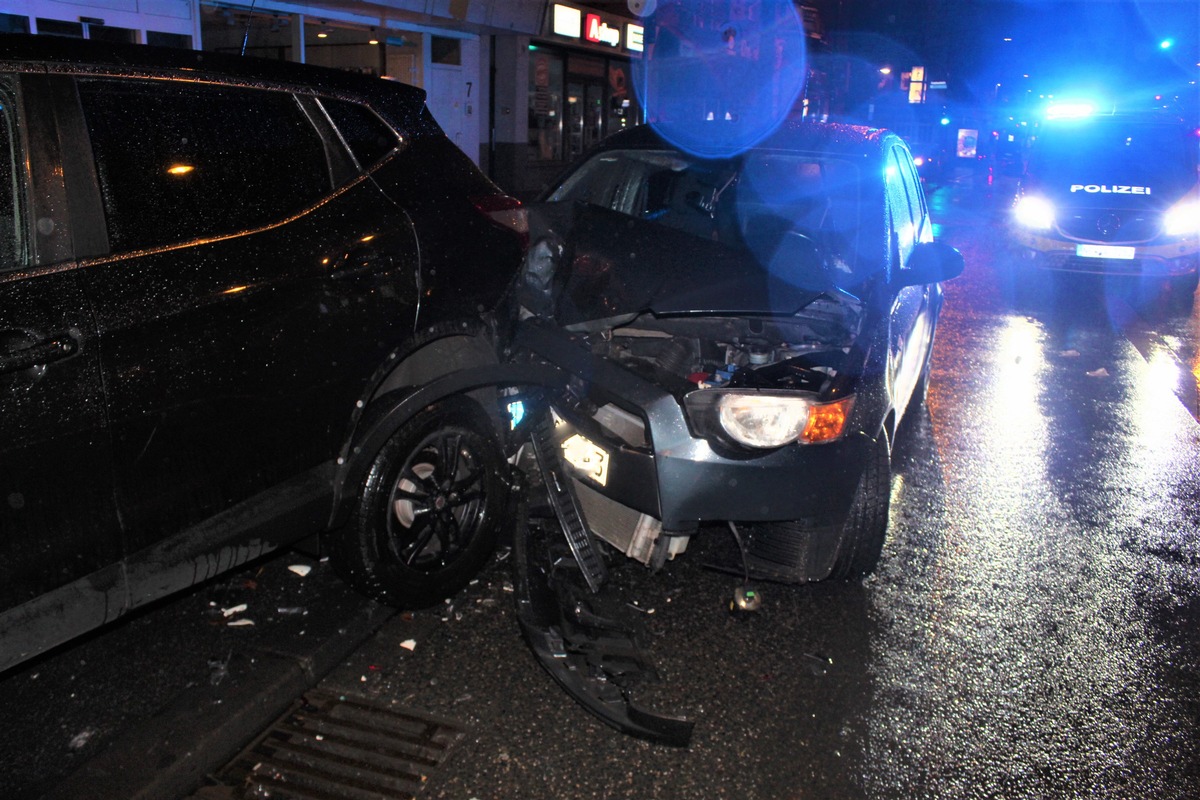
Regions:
[[1058, 208, 1159, 242], [740, 518, 840, 583]]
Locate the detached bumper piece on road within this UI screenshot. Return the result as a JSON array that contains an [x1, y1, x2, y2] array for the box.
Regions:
[[511, 400, 694, 747]]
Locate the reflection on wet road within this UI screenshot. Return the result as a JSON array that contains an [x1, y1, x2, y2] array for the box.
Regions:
[[861, 178, 1200, 796]]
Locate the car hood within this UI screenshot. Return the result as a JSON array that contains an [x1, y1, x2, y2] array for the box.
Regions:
[[524, 203, 831, 328]]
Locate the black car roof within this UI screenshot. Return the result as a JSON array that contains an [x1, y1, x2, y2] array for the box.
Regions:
[[593, 119, 899, 163], [0, 32, 427, 109]]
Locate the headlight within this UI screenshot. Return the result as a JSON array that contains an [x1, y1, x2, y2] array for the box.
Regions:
[[1013, 195, 1056, 231], [686, 390, 855, 448], [1163, 200, 1200, 238]]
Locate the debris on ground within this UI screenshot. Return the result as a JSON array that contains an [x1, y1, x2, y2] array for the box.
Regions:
[[68, 729, 97, 750]]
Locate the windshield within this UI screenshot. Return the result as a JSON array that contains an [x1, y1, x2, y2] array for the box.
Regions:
[[1028, 120, 1198, 198], [548, 148, 862, 272]]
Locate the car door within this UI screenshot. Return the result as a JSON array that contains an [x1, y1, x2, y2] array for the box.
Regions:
[[58, 75, 420, 580], [0, 74, 124, 671], [885, 144, 936, 412]]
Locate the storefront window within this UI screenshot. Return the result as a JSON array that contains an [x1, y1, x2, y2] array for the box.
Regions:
[[0, 14, 28, 34], [528, 48, 564, 162], [89, 25, 137, 44], [36, 19, 83, 38], [303, 19, 383, 75], [431, 36, 461, 65], [201, 6, 294, 60], [147, 31, 192, 49], [385, 35, 422, 86], [607, 62, 639, 134]]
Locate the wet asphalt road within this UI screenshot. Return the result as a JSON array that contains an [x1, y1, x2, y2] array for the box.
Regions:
[[2, 171, 1199, 799]]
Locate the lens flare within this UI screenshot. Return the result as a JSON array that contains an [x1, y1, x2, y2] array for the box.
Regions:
[[632, 0, 808, 158]]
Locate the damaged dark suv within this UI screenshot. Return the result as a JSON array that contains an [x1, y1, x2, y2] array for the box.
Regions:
[[0, 35, 526, 672], [514, 122, 963, 582]]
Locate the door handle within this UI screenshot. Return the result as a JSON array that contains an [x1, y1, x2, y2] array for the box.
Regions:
[[0, 331, 78, 375]]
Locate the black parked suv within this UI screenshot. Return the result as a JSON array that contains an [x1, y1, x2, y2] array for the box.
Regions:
[[0, 35, 527, 673]]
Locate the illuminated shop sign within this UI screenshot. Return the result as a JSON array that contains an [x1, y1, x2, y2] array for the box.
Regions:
[[552, 4, 643, 53], [553, 4, 581, 38], [585, 13, 620, 46], [626, 23, 644, 52]]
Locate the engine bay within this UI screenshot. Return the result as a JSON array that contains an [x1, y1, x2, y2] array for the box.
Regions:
[[569, 297, 860, 400]]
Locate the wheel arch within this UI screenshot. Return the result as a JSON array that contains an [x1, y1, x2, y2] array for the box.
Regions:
[[328, 320, 566, 528]]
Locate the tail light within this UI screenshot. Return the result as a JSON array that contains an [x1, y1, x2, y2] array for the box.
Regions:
[[472, 194, 529, 247]]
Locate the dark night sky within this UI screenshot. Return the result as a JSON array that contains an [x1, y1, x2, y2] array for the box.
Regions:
[[813, 0, 1198, 105]]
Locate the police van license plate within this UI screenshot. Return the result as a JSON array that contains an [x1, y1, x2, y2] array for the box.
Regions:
[[1076, 244, 1135, 260]]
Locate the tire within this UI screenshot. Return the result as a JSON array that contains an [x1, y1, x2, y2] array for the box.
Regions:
[[829, 433, 892, 580], [1168, 271, 1198, 313], [333, 396, 508, 608]]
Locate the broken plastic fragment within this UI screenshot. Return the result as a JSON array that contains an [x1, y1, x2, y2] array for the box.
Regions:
[[288, 564, 312, 577], [400, 639, 417, 651], [221, 603, 248, 617], [1086, 368, 1110, 378], [1059, 349, 1080, 357], [227, 619, 256, 627]]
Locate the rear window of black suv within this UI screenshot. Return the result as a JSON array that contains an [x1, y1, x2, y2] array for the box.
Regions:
[[320, 97, 400, 169], [77, 78, 332, 252]]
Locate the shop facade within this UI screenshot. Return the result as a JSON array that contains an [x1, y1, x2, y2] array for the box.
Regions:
[[491, 3, 645, 198], [0, 1, 649, 196]]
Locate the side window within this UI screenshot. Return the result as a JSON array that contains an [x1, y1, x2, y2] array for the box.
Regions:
[[76, 79, 332, 253], [895, 147, 928, 237], [0, 80, 22, 268], [319, 97, 401, 170], [886, 147, 922, 263]]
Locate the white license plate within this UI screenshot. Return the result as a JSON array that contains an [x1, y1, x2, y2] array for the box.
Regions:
[[1076, 244, 1135, 260]]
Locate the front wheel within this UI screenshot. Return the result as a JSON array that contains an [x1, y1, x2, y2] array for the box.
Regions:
[[828, 434, 891, 580], [1168, 271, 1198, 313], [333, 396, 508, 608]]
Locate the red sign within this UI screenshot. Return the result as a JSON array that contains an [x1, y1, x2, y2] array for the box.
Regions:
[[584, 13, 620, 47]]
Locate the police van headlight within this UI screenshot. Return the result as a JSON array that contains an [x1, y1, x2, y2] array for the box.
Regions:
[[1163, 199, 1200, 238], [1013, 196, 1056, 231]]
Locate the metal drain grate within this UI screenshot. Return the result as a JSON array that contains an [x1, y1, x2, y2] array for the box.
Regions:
[[215, 689, 468, 800]]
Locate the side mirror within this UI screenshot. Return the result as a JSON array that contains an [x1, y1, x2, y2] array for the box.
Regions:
[[897, 241, 964, 287]]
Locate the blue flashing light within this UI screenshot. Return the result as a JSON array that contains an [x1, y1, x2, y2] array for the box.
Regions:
[[1044, 101, 1095, 120], [940, 117, 951, 126], [1160, 39, 1174, 50]]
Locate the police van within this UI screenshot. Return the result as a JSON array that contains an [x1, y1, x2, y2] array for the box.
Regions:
[[1009, 105, 1200, 303]]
